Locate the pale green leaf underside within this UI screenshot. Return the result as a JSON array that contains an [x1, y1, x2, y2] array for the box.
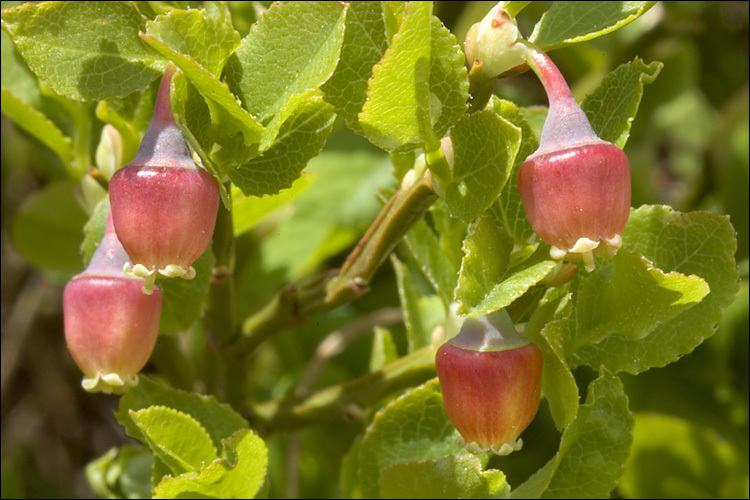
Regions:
[[154, 428, 268, 499], [228, 93, 335, 196], [225, 1, 346, 123], [117, 376, 248, 452], [530, 1, 657, 50], [379, 453, 510, 499], [445, 111, 522, 222], [129, 406, 217, 475], [2, 2, 163, 100], [570, 206, 740, 374], [359, 378, 463, 498], [581, 58, 662, 149], [565, 248, 709, 354], [512, 375, 633, 499]]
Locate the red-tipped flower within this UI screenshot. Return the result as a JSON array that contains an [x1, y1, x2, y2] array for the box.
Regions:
[[436, 310, 543, 455], [517, 48, 631, 271], [109, 64, 219, 293], [63, 213, 162, 394]]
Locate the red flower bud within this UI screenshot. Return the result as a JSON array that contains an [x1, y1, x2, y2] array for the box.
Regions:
[[109, 64, 219, 293], [63, 213, 162, 393], [436, 310, 543, 455], [517, 48, 631, 271]]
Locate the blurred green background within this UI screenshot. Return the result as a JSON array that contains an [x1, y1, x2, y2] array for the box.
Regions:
[[1, 2, 748, 498]]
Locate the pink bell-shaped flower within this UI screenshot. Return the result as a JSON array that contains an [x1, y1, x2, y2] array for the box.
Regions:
[[109, 64, 219, 293], [517, 48, 631, 271], [63, 213, 162, 393], [436, 310, 543, 455]]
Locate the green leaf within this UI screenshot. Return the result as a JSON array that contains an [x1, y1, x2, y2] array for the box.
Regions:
[[619, 413, 750, 499], [370, 326, 400, 373], [117, 376, 248, 452], [225, 1, 346, 123], [11, 179, 88, 274], [144, 9, 240, 77], [359, 1, 432, 151], [570, 206, 741, 374], [445, 111, 521, 222], [403, 218, 458, 305], [427, 15, 469, 140], [129, 406, 217, 475], [1, 30, 73, 165], [228, 92, 335, 197], [231, 172, 314, 237], [391, 254, 445, 352], [512, 374, 633, 499], [154, 428, 268, 499], [523, 291, 579, 431], [358, 378, 464, 498], [321, 1, 388, 133], [85, 446, 153, 500], [80, 197, 110, 266], [1, 2, 163, 100], [379, 453, 511, 499], [581, 58, 662, 149], [141, 24, 263, 152], [455, 210, 556, 317], [565, 249, 709, 354], [157, 247, 215, 333], [530, 1, 657, 51], [485, 97, 539, 246]]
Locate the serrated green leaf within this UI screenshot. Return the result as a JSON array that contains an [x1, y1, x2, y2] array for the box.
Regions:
[[157, 247, 215, 333], [117, 376, 248, 451], [1, 2, 163, 100], [392, 254, 445, 352], [523, 292, 579, 431], [619, 413, 750, 499], [1, 28, 41, 106], [140, 27, 263, 151], [11, 179, 88, 274], [85, 446, 153, 500], [130, 406, 217, 475], [429, 198, 468, 270], [485, 97, 539, 246], [231, 172, 314, 237], [581, 58, 662, 148], [570, 206, 741, 374], [359, 1, 432, 151], [456, 210, 556, 317], [512, 374, 633, 499], [403, 218, 458, 305], [427, 15, 468, 140], [565, 249, 709, 354], [228, 92, 335, 197], [154, 428, 268, 499], [445, 111, 521, 222], [359, 378, 464, 498], [225, 1, 346, 124], [379, 453, 510, 499], [145, 9, 240, 77], [530, 1, 657, 50], [322, 1, 388, 133]]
